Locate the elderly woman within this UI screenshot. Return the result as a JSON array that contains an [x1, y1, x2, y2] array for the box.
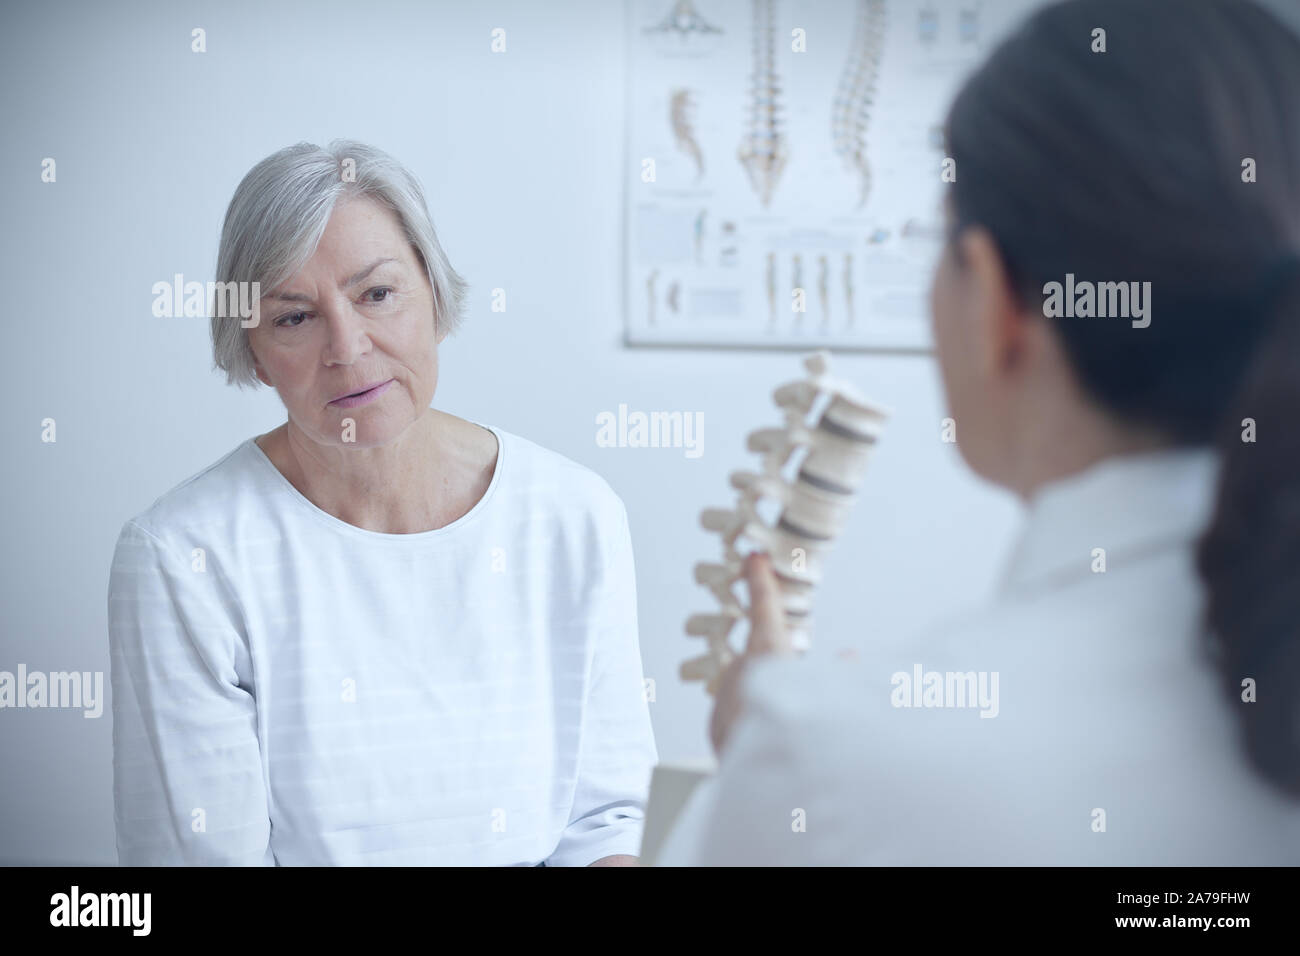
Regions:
[[107, 140, 656, 866]]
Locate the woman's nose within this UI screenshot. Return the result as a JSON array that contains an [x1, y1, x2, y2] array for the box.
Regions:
[[320, 301, 372, 364]]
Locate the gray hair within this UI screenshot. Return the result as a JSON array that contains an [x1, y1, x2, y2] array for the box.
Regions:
[[209, 139, 467, 388]]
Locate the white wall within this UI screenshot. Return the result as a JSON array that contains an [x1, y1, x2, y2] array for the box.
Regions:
[[0, 0, 1063, 864]]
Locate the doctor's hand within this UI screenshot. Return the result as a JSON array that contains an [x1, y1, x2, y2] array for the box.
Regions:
[[709, 551, 796, 757]]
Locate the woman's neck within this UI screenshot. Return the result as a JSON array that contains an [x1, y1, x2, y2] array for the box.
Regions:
[[257, 408, 488, 534]]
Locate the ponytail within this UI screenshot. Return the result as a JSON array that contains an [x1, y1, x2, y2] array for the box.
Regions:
[[1197, 255, 1300, 796]]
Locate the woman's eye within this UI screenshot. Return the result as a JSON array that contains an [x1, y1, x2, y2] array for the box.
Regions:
[[365, 287, 392, 303], [274, 311, 308, 328]]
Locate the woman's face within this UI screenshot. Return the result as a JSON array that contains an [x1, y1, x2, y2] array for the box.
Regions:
[[928, 200, 1014, 484], [248, 196, 443, 448]]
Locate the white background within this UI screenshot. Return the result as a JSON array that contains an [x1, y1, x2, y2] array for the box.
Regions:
[[5, 0, 1293, 865]]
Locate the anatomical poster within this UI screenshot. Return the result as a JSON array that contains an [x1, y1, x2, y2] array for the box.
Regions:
[[623, 0, 1030, 351]]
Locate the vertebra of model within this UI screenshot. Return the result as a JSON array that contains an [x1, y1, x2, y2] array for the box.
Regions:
[[681, 351, 889, 693]]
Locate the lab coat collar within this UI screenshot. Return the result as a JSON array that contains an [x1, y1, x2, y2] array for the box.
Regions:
[[997, 445, 1222, 598]]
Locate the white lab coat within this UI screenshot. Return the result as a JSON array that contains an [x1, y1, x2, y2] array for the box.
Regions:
[[657, 447, 1300, 864]]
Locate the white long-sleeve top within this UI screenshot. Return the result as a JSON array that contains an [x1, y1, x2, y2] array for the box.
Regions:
[[107, 423, 657, 865], [657, 447, 1300, 865]]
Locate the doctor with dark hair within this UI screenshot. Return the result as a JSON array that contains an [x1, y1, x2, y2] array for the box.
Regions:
[[661, 0, 1300, 865]]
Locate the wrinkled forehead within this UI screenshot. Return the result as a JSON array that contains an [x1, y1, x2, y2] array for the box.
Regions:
[[257, 193, 418, 293]]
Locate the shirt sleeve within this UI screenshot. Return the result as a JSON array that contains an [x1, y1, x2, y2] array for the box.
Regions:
[[107, 519, 274, 865], [546, 499, 659, 866], [666, 649, 1008, 866]]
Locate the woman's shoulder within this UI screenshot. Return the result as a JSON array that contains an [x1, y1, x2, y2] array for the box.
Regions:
[[116, 437, 266, 548], [485, 423, 627, 521]]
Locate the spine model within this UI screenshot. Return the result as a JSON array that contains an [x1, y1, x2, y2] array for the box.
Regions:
[[682, 352, 889, 693], [831, 0, 888, 208]]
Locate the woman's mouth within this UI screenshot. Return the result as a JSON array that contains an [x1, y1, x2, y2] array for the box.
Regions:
[[328, 379, 395, 408]]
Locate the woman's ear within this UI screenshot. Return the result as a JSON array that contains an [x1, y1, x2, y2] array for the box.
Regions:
[[960, 226, 1032, 381]]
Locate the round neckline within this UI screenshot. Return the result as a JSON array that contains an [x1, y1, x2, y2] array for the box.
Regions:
[[244, 421, 505, 543]]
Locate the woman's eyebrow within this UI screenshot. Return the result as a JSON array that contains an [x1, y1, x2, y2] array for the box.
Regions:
[[263, 257, 401, 302], [342, 257, 398, 288]]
